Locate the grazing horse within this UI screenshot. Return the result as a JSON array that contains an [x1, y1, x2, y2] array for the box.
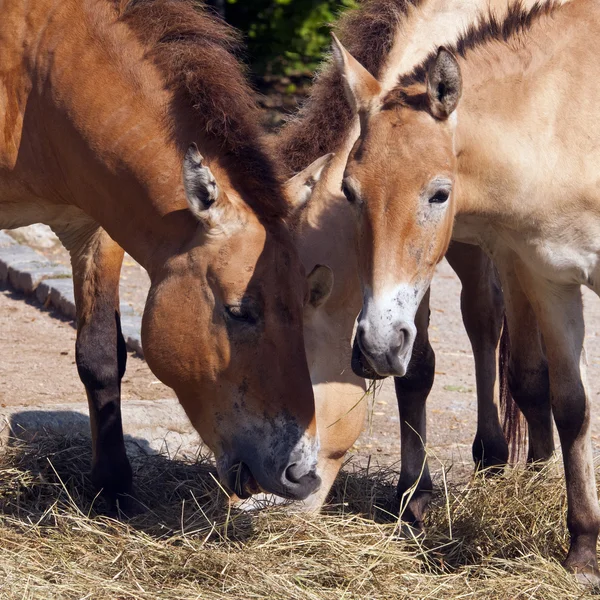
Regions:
[[276, 0, 545, 516], [333, 0, 600, 581], [0, 0, 329, 504]]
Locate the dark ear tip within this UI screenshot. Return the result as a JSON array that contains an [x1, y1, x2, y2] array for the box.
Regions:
[[186, 143, 203, 165]]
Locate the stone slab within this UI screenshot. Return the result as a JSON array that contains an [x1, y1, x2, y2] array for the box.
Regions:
[[0, 398, 197, 457], [0, 232, 17, 249], [0, 246, 48, 283], [8, 264, 71, 295], [47, 278, 77, 320], [1, 232, 145, 358]]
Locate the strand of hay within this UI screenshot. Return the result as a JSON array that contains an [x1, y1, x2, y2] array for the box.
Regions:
[[0, 434, 594, 599]]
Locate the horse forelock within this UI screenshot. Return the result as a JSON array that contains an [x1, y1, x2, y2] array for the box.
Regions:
[[276, 0, 424, 176], [112, 0, 288, 222], [387, 0, 562, 104]]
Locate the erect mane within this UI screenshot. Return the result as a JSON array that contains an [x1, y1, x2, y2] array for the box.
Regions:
[[394, 0, 561, 91], [113, 0, 288, 220], [275, 0, 423, 176]]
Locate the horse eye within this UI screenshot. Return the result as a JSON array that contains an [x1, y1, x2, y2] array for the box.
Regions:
[[342, 181, 357, 204], [225, 305, 257, 325], [429, 189, 450, 204]]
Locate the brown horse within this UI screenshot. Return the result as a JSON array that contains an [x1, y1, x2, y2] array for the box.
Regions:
[[333, 0, 600, 581], [275, 0, 545, 516], [0, 0, 331, 504]]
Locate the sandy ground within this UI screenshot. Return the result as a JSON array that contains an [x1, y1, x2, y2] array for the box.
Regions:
[[0, 288, 171, 407], [4, 247, 600, 481]]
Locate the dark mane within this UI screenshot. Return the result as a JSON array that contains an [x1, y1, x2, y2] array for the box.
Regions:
[[395, 0, 561, 89], [275, 0, 423, 175], [114, 0, 288, 220]]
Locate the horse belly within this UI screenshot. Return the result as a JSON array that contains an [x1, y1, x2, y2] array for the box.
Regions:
[[454, 214, 600, 287], [0, 192, 90, 234], [507, 228, 600, 288]]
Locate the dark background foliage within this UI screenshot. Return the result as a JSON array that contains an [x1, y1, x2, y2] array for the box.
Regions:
[[205, 0, 356, 77]]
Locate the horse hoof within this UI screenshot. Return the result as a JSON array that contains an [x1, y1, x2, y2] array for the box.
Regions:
[[395, 520, 425, 540], [573, 569, 600, 588], [474, 459, 506, 477], [397, 484, 432, 527], [472, 435, 508, 475], [105, 491, 145, 519]]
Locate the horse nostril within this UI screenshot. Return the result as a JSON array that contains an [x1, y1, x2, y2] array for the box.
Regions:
[[394, 326, 414, 353], [399, 327, 409, 349], [283, 462, 321, 499], [356, 324, 368, 352], [285, 462, 303, 484]]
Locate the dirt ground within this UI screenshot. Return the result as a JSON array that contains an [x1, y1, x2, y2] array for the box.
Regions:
[[4, 247, 600, 480], [0, 288, 171, 407]]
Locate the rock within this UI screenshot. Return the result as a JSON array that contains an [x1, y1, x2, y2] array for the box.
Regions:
[[8, 264, 71, 295], [0, 398, 196, 456], [0, 246, 48, 284], [6, 224, 60, 249], [120, 314, 141, 332], [41, 278, 77, 320], [0, 232, 17, 249]]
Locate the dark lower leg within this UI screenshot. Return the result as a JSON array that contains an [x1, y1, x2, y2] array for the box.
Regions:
[[556, 394, 600, 578], [498, 256, 553, 463], [77, 310, 130, 497], [446, 243, 508, 471], [508, 361, 554, 464], [394, 294, 434, 527], [69, 229, 131, 501], [515, 271, 598, 579]]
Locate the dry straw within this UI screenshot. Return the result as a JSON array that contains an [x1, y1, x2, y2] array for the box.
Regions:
[[0, 433, 596, 599]]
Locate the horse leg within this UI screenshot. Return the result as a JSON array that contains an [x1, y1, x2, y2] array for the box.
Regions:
[[515, 263, 599, 581], [496, 253, 554, 463], [61, 225, 131, 503], [445, 242, 508, 470], [394, 288, 434, 527]]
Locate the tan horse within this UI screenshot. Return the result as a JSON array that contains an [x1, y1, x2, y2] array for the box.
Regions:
[[333, 0, 600, 581], [0, 0, 332, 505], [277, 0, 548, 516]]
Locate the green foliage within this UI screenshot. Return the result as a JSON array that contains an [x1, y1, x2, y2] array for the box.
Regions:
[[223, 0, 357, 75]]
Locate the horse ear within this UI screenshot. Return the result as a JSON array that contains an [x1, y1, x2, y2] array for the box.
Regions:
[[331, 33, 381, 113], [426, 47, 462, 120], [183, 143, 220, 220], [307, 265, 334, 308], [285, 154, 334, 210]]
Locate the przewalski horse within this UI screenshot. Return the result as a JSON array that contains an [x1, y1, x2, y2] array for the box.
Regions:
[[276, 0, 543, 517], [332, 0, 600, 581], [0, 0, 330, 505]]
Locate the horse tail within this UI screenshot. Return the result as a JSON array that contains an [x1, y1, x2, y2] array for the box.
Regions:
[[499, 314, 526, 463]]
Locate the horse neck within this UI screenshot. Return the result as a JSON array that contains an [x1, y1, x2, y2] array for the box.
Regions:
[[20, 0, 198, 274], [452, 2, 579, 220], [296, 115, 362, 316], [378, 0, 565, 93]]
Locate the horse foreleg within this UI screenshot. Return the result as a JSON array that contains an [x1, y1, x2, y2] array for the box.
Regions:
[[63, 225, 130, 504], [515, 263, 599, 583], [394, 289, 434, 528], [446, 242, 508, 470], [496, 252, 554, 464]]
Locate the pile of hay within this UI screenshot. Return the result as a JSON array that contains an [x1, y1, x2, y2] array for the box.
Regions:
[[0, 434, 594, 599]]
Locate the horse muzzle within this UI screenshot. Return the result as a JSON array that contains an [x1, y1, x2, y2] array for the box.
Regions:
[[353, 316, 416, 378], [217, 433, 321, 501]]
